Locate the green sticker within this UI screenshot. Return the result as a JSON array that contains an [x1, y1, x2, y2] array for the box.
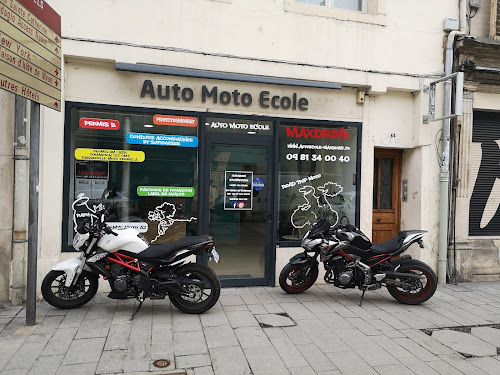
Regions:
[[137, 186, 195, 197]]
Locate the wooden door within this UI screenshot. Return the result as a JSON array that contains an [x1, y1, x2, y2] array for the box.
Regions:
[[372, 149, 402, 243]]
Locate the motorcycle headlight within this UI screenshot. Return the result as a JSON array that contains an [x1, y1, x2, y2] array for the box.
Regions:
[[73, 232, 90, 251]]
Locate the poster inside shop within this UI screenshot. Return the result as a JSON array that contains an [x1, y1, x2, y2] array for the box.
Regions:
[[279, 123, 358, 232], [75, 161, 109, 199], [224, 171, 253, 210], [75, 161, 109, 179]]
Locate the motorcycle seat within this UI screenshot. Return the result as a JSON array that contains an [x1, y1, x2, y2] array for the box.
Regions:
[[138, 235, 212, 260], [370, 231, 407, 254]]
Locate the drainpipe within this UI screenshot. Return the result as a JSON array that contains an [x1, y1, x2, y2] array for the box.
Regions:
[[438, 0, 466, 284], [10, 98, 29, 305]]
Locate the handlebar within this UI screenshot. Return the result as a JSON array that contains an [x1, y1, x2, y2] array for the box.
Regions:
[[104, 226, 118, 236]]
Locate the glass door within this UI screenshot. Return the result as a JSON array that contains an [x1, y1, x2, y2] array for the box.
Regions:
[[206, 140, 273, 286]]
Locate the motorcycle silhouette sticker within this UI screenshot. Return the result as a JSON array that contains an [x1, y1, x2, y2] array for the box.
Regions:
[[72, 194, 149, 233], [290, 181, 343, 229], [72, 193, 105, 231], [147, 202, 197, 242]]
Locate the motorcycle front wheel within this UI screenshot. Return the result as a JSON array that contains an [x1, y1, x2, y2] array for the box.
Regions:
[[41, 270, 98, 309], [387, 260, 437, 305], [279, 262, 319, 294], [170, 263, 221, 314]]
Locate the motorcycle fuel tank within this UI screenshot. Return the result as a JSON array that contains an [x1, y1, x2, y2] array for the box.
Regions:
[[98, 228, 149, 254]]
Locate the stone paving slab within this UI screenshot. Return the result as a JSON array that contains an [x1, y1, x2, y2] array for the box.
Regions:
[[254, 313, 295, 328], [432, 329, 498, 357], [0, 281, 500, 374]]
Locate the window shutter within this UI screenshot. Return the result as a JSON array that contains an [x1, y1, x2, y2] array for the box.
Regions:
[[491, 0, 500, 39], [469, 111, 500, 236]]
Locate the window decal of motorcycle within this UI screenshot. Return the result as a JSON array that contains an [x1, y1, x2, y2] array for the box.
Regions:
[[148, 202, 197, 242], [290, 181, 344, 229], [72, 193, 104, 232]]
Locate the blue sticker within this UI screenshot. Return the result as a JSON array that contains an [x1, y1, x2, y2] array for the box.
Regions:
[[253, 177, 265, 191], [126, 133, 199, 147]]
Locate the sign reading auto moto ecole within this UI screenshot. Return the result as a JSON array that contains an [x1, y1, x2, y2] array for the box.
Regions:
[[0, 0, 61, 111]]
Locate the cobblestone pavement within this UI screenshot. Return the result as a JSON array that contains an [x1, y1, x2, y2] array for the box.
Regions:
[[1, 281, 500, 375]]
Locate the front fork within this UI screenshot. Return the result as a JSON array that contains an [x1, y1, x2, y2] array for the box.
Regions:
[[71, 238, 97, 286]]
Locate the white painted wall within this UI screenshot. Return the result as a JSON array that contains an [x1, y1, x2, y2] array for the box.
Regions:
[[32, 0, 457, 291]]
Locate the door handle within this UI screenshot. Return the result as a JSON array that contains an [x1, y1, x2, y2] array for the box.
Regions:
[[376, 218, 382, 222]]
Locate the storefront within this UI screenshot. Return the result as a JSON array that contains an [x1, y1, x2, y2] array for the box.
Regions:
[[61, 60, 362, 287]]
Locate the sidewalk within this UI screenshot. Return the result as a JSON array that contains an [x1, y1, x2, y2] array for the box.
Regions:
[[0, 281, 500, 375]]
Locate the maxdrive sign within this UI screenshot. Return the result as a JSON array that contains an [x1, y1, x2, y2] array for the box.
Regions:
[[126, 133, 198, 147]]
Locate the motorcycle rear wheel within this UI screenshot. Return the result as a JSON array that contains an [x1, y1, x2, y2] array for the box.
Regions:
[[41, 270, 98, 309], [170, 264, 221, 314], [387, 260, 437, 305], [279, 262, 319, 294]]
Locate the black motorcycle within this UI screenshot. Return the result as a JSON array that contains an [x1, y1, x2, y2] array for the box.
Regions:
[[41, 208, 221, 319], [279, 217, 437, 305]]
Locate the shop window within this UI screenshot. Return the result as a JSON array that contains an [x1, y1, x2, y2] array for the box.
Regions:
[[296, 0, 366, 13], [277, 121, 359, 242], [65, 106, 199, 249]]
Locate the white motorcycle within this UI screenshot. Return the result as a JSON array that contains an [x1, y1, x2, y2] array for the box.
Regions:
[[41, 208, 221, 319]]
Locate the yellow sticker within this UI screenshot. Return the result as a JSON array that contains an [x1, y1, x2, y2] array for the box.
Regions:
[[74, 148, 145, 162]]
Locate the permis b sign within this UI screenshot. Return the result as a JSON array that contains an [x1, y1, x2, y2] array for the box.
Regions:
[[137, 186, 195, 197], [75, 148, 145, 162], [80, 118, 120, 130]]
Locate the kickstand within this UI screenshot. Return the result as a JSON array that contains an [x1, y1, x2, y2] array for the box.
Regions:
[[359, 288, 366, 307], [130, 298, 144, 321]]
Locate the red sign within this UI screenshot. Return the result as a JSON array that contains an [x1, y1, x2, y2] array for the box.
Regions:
[[286, 126, 350, 140], [79, 118, 120, 130], [153, 115, 198, 127], [17, 0, 61, 36]]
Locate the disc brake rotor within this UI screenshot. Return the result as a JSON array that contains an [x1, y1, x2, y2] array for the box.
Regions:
[[289, 266, 308, 285], [399, 272, 424, 293], [54, 275, 87, 300], [182, 284, 203, 302]]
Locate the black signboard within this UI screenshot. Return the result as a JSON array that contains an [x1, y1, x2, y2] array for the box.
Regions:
[[75, 161, 109, 180], [224, 171, 253, 210]]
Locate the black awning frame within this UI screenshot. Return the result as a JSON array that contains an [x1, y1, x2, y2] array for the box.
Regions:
[[115, 62, 341, 90]]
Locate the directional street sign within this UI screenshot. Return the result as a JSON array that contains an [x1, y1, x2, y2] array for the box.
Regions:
[[0, 0, 61, 111]]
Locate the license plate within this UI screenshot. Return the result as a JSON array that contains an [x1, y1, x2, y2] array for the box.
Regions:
[[210, 248, 220, 263]]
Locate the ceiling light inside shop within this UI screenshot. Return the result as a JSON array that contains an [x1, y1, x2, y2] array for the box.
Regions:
[[247, 131, 256, 134], [144, 124, 154, 128]]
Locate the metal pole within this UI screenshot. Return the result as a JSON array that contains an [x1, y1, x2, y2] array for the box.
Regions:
[[26, 101, 40, 326], [438, 31, 463, 285]]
